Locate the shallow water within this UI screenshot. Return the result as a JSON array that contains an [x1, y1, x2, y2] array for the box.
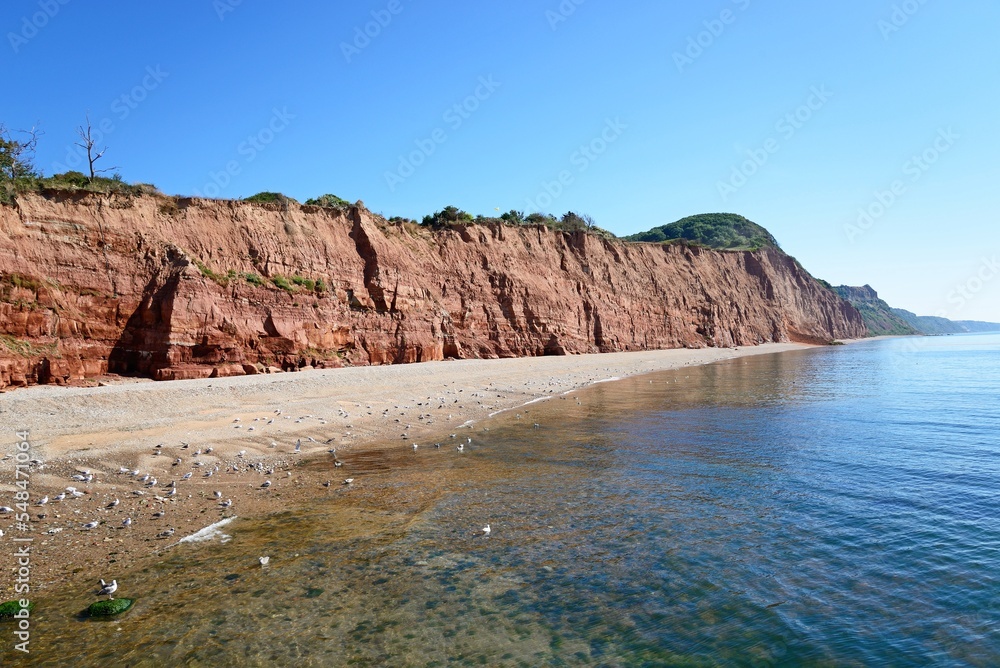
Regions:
[[7, 334, 1000, 666]]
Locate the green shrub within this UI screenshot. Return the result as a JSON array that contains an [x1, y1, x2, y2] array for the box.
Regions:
[[305, 193, 351, 208], [244, 192, 290, 204], [422, 205, 474, 228], [271, 275, 293, 292], [243, 273, 264, 287]]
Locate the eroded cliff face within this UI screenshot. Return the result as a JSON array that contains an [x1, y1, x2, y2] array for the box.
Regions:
[[0, 193, 865, 389]]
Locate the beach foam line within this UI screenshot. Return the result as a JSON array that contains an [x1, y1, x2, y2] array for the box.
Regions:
[[179, 516, 237, 544], [489, 394, 554, 418]]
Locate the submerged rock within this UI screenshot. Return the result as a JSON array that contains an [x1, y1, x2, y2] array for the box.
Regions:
[[0, 600, 34, 618], [87, 598, 135, 617]]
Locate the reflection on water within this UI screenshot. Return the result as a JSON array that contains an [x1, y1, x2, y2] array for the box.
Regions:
[[8, 336, 1000, 666]]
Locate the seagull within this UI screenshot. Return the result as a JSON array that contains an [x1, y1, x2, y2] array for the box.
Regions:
[[97, 579, 118, 600], [412, 443, 419, 450], [82, 521, 99, 530], [220, 499, 232, 508], [181, 473, 192, 479], [344, 478, 354, 485], [457, 444, 464, 452], [0, 506, 14, 513], [261, 480, 272, 488], [152, 511, 165, 519], [259, 556, 270, 566], [37, 496, 48, 506], [295, 439, 301, 453], [122, 517, 132, 527], [482, 524, 491, 536], [54, 493, 66, 502], [167, 488, 177, 497], [334, 460, 343, 467], [107, 499, 119, 508], [157, 528, 175, 539], [213, 491, 222, 498]]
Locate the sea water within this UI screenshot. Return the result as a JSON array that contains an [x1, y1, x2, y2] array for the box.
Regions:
[[11, 334, 1000, 666]]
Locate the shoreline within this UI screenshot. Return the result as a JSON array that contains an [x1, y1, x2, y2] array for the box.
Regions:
[[0, 342, 812, 593]]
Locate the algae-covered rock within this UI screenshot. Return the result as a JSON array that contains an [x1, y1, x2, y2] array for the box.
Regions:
[[87, 598, 134, 617], [0, 600, 34, 618]]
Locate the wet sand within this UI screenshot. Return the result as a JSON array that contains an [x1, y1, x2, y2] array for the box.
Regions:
[[0, 343, 810, 592]]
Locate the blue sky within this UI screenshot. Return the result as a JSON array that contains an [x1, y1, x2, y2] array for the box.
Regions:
[[4, 0, 999, 320]]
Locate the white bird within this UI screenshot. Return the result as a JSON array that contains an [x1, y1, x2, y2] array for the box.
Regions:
[[482, 524, 491, 536], [82, 521, 99, 530], [220, 499, 232, 508], [334, 460, 343, 468], [0, 529, 4, 538], [412, 443, 419, 450], [54, 493, 66, 502], [259, 556, 270, 566], [295, 439, 301, 452], [213, 491, 222, 498], [238, 450, 247, 458], [457, 444, 464, 452], [261, 480, 272, 488], [70, 489, 84, 497], [181, 473, 192, 480], [344, 478, 354, 485], [152, 511, 165, 519], [0, 506, 14, 513], [205, 447, 214, 454], [37, 496, 48, 506], [122, 518, 132, 527], [98, 579, 118, 600], [167, 488, 177, 497], [108, 499, 120, 508], [157, 528, 175, 538]]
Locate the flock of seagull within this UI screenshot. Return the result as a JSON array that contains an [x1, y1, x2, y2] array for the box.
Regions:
[[7, 387, 550, 603]]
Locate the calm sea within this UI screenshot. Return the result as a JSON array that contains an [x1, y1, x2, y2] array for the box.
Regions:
[[11, 334, 1000, 666]]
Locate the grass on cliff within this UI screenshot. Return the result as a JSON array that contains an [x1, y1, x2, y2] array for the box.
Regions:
[[0, 334, 59, 358]]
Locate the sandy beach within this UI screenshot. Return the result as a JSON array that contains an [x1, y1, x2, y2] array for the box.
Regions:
[[0, 343, 810, 593]]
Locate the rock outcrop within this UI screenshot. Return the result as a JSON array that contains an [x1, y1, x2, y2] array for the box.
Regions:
[[0, 192, 866, 390]]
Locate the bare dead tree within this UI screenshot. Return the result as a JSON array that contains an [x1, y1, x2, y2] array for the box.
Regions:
[[75, 113, 116, 181]]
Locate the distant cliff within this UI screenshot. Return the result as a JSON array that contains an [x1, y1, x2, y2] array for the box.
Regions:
[[834, 285, 1000, 336], [891, 309, 1000, 335], [832, 285, 921, 336], [0, 193, 866, 390]]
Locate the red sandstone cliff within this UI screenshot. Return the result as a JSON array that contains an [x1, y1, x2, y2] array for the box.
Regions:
[[0, 192, 866, 389]]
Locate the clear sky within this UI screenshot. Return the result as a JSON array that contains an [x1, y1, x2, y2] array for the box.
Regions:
[[4, 0, 999, 320]]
